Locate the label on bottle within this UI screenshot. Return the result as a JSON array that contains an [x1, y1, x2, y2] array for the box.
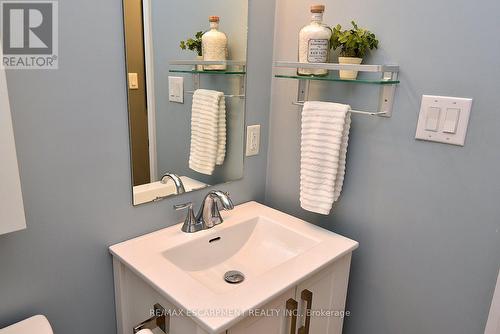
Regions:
[[311, 13, 323, 21], [307, 39, 329, 63]]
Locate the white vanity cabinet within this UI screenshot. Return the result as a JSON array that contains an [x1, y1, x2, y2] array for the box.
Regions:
[[113, 253, 352, 334], [227, 254, 351, 334], [294, 254, 351, 334], [111, 202, 358, 334], [227, 289, 295, 334]]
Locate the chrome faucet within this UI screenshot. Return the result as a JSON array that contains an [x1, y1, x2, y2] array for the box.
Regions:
[[174, 191, 234, 233], [196, 190, 234, 228], [160, 173, 185, 194]]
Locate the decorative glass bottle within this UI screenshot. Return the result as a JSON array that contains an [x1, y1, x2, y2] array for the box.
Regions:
[[202, 16, 228, 71], [298, 5, 332, 76]]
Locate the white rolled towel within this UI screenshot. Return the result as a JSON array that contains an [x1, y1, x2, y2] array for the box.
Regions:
[[300, 101, 351, 215], [189, 89, 227, 175]]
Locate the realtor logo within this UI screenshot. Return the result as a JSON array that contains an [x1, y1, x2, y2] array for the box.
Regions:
[[1, 1, 58, 69]]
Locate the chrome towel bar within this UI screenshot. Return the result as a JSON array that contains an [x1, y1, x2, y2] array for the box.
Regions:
[[292, 101, 388, 116]]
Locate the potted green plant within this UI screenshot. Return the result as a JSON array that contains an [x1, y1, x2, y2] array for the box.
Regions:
[[180, 31, 203, 70], [331, 21, 379, 79]]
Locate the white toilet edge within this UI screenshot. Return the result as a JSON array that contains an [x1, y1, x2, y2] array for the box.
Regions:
[[0, 315, 53, 334]]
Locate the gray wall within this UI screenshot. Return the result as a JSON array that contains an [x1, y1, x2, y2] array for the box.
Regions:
[[2, 0, 500, 334], [0, 0, 275, 333], [266, 0, 500, 334], [153, 0, 248, 185]]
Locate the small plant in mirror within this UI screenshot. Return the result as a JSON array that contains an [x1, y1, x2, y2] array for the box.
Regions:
[[180, 31, 203, 56]]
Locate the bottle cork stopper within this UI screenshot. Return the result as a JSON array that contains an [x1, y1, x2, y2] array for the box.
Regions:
[[209, 16, 220, 22], [310, 4, 325, 13]]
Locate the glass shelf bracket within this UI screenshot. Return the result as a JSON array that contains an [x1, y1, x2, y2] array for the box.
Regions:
[[273, 61, 400, 117]]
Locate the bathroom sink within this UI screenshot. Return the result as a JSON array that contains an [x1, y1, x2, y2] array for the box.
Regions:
[[110, 201, 358, 333], [164, 215, 319, 294], [132, 176, 208, 205]]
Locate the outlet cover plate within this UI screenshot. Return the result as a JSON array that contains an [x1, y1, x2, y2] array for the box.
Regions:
[[246, 125, 260, 156], [168, 76, 184, 103]]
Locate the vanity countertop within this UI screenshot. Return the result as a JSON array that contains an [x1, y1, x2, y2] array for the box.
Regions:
[[109, 201, 358, 334]]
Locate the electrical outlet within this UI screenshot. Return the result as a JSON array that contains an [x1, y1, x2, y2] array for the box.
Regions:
[[246, 125, 260, 156]]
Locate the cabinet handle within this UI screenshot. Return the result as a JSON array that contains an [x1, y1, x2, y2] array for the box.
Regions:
[[286, 298, 298, 334], [298, 289, 313, 334]]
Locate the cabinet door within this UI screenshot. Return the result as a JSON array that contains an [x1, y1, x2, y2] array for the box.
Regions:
[[295, 254, 352, 334], [228, 289, 296, 334]]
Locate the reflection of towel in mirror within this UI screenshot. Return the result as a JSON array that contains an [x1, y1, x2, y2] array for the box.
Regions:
[[189, 89, 227, 175], [300, 101, 351, 215]]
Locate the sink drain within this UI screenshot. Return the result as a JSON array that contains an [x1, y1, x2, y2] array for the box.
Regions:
[[224, 271, 245, 284]]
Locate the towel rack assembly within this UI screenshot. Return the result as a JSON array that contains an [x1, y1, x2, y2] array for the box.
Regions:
[[169, 60, 246, 99], [273, 61, 400, 117]]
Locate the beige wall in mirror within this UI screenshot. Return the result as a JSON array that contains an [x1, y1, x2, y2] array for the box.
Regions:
[[122, 0, 248, 205]]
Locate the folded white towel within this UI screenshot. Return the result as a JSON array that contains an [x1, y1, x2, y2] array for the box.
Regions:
[[300, 101, 351, 215], [189, 89, 226, 175]]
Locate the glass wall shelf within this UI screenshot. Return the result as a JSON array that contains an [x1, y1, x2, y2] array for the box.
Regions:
[[273, 61, 399, 73], [169, 69, 246, 75], [170, 60, 246, 66], [273, 61, 400, 117], [168, 60, 247, 99], [275, 74, 399, 85], [169, 60, 246, 75]]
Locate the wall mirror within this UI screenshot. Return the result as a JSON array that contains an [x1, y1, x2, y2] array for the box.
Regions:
[[122, 0, 248, 205]]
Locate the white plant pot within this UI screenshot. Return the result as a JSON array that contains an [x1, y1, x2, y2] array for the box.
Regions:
[[338, 57, 363, 80]]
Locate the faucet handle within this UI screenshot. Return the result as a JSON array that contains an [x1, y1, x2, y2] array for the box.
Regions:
[[174, 202, 204, 233], [173, 202, 193, 211]]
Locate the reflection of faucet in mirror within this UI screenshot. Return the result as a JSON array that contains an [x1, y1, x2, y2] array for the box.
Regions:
[[160, 173, 186, 195], [196, 190, 234, 229]]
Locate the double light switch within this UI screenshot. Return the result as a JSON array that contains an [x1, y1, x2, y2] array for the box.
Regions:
[[416, 95, 472, 146]]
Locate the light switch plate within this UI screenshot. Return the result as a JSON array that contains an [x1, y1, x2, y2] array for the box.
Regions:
[[168, 76, 184, 103], [415, 95, 473, 146], [246, 125, 261, 156], [128, 73, 139, 90]]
